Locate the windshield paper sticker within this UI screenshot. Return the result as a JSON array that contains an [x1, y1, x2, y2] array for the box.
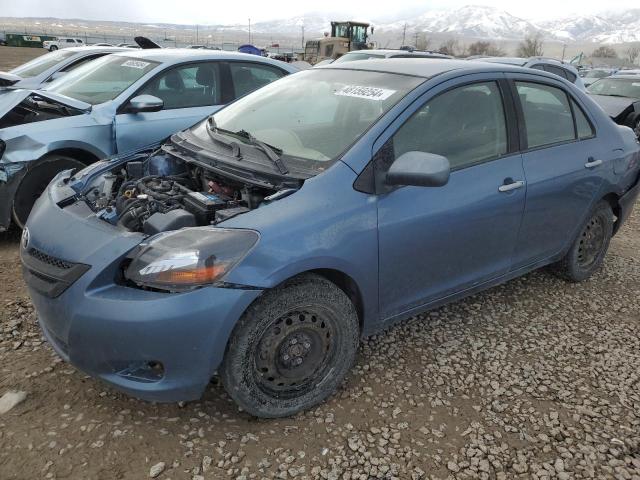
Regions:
[[336, 85, 396, 101], [122, 60, 150, 69]]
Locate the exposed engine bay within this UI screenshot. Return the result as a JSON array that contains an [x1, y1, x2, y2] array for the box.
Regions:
[[83, 150, 296, 234], [0, 95, 81, 129]]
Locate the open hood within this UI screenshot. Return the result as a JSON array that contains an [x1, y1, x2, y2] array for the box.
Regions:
[[134, 36, 162, 49], [0, 72, 22, 87], [34, 90, 92, 112], [589, 94, 637, 120]]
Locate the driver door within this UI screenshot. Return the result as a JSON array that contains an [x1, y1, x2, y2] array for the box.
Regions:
[[376, 77, 527, 319], [114, 62, 225, 153]]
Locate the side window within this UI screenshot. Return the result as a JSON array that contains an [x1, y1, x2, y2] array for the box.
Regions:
[[531, 64, 546, 71], [392, 82, 508, 171], [59, 54, 105, 73], [572, 100, 595, 139], [544, 65, 569, 80], [516, 82, 575, 148], [137, 62, 222, 110], [76, 39, 83, 44], [229, 62, 286, 99], [564, 69, 577, 83]]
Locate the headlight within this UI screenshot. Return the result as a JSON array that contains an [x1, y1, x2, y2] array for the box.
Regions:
[[124, 227, 259, 291]]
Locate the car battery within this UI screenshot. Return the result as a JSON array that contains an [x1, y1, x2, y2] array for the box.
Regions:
[[183, 192, 227, 224]]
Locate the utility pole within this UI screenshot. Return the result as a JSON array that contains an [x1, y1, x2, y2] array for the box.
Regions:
[[196, 24, 199, 44], [402, 23, 407, 46], [248, 18, 251, 44], [561, 43, 567, 62], [414, 32, 419, 48], [301, 24, 305, 50]]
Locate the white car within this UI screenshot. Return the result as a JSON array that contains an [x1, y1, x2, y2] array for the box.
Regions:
[[42, 37, 85, 51]]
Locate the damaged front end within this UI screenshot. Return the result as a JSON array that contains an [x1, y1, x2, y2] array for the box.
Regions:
[[0, 91, 87, 130]]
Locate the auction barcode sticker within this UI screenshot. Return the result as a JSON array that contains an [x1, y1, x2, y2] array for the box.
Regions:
[[122, 60, 151, 69], [335, 85, 396, 101]]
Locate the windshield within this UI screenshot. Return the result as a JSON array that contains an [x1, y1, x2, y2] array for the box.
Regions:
[[45, 55, 159, 105], [10, 50, 76, 78], [588, 78, 640, 98], [585, 70, 610, 79], [194, 69, 423, 165], [333, 53, 385, 64]]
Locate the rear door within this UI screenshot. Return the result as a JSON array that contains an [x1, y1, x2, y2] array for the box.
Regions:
[[507, 74, 608, 268], [376, 76, 527, 318], [114, 61, 227, 153]]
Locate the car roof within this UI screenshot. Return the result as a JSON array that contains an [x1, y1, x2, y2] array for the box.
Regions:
[[345, 49, 450, 58], [321, 57, 550, 79], [111, 48, 294, 69], [60, 46, 130, 54], [476, 57, 527, 66]]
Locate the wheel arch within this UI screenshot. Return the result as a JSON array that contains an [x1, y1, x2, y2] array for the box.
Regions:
[[308, 268, 365, 333], [39, 147, 101, 166], [601, 192, 623, 235]]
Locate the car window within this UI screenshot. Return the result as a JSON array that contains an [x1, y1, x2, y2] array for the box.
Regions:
[[46, 55, 160, 105], [572, 100, 595, 139], [138, 62, 222, 109], [392, 81, 508, 171], [531, 64, 546, 71], [66, 39, 75, 44], [10, 49, 76, 78], [564, 69, 577, 83], [516, 82, 575, 149], [229, 62, 286, 98], [544, 65, 569, 80], [59, 54, 106, 73]]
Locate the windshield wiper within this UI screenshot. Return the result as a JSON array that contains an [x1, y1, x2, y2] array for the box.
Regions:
[[234, 129, 289, 175], [206, 117, 241, 158], [205, 119, 289, 175]]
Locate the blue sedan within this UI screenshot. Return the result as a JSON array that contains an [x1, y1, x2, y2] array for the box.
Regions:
[[22, 59, 640, 417], [0, 49, 298, 229]]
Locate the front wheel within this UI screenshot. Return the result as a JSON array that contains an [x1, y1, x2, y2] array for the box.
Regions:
[[633, 117, 640, 139], [49, 45, 58, 51], [552, 201, 614, 282], [220, 274, 360, 418], [12, 155, 85, 229]]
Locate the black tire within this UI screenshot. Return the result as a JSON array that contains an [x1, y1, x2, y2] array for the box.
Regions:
[[12, 155, 85, 229], [633, 117, 640, 139], [220, 273, 360, 418], [552, 200, 614, 282], [49, 45, 58, 51]]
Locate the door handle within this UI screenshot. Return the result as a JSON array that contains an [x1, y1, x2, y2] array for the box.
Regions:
[[498, 180, 525, 192], [585, 159, 603, 169]]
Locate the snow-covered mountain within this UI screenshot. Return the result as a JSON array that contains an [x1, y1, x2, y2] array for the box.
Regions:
[[379, 5, 541, 40], [541, 10, 640, 44]]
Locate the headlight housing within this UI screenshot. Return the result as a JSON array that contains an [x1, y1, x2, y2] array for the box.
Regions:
[[124, 227, 259, 291]]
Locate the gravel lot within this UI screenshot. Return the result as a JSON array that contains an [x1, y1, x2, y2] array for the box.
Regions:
[[0, 48, 639, 480]]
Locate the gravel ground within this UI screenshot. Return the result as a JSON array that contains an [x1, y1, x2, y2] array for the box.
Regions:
[[0, 208, 638, 480], [0, 46, 46, 70], [0, 49, 639, 480]]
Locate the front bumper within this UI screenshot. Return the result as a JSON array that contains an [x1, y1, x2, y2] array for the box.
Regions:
[[22, 177, 262, 402]]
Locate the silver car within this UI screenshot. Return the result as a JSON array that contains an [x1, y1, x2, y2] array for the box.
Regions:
[[0, 49, 298, 230], [0, 46, 128, 89]]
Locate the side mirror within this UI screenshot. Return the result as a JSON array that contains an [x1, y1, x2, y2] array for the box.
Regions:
[[385, 151, 450, 187], [126, 94, 164, 113]]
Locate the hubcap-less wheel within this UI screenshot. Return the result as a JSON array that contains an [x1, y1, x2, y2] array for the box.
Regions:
[[254, 308, 335, 398], [577, 214, 605, 268]]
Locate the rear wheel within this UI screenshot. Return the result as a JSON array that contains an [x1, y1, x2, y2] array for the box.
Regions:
[[552, 201, 613, 282], [49, 45, 58, 51], [220, 274, 360, 418], [633, 117, 640, 139], [12, 155, 85, 229]]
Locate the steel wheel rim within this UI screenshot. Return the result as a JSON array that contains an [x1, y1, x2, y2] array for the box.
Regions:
[[253, 307, 336, 397], [577, 214, 605, 268]]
